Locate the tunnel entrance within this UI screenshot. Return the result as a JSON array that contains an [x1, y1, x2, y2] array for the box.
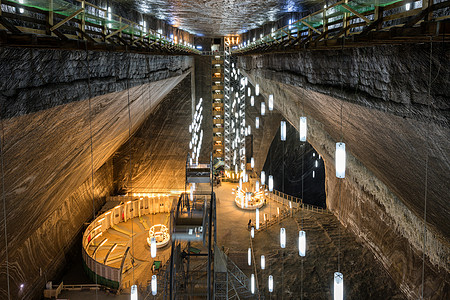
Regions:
[[262, 120, 326, 208]]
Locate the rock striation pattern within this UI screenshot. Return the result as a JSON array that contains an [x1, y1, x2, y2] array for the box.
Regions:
[[112, 75, 193, 192], [240, 43, 450, 299], [0, 47, 192, 299]]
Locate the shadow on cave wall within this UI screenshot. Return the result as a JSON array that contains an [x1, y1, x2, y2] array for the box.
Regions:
[[262, 120, 326, 208]]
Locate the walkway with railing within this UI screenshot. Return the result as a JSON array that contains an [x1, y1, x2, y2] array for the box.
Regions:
[[234, 0, 449, 54], [255, 186, 331, 233], [0, 0, 200, 54]]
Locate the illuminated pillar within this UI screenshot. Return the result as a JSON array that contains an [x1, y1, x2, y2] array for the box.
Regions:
[[299, 230, 306, 257], [280, 227, 286, 248], [131, 285, 138, 300], [334, 272, 344, 300], [280, 121, 286, 141], [151, 275, 157, 295], [299, 117, 307, 142], [151, 237, 156, 258], [268, 94, 274, 111], [336, 143, 346, 178], [268, 275, 273, 292]]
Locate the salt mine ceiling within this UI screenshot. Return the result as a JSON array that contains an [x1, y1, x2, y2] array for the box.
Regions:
[[119, 0, 319, 36]]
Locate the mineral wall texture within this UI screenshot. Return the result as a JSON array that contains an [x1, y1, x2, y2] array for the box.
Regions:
[[112, 75, 192, 193], [0, 47, 193, 299], [239, 43, 449, 299]]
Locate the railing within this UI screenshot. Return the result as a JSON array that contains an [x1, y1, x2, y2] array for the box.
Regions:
[[82, 195, 175, 290], [262, 185, 330, 214], [234, 0, 450, 54], [0, 0, 201, 54]]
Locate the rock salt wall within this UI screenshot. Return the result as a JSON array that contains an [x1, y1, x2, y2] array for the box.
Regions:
[[239, 43, 449, 299]]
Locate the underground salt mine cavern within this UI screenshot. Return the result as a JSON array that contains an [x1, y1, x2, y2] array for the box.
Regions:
[[0, 0, 449, 299]]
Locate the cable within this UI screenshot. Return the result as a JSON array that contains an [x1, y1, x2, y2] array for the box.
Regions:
[[126, 51, 135, 287], [85, 44, 98, 300], [421, 37, 433, 300], [1, 94, 10, 300]]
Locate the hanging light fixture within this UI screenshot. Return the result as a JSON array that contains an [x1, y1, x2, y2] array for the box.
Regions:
[[251, 157, 255, 168], [248, 87, 251, 97], [150, 237, 157, 258], [280, 121, 286, 141], [335, 142, 346, 178], [312, 171, 315, 178], [255, 117, 260, 129], [268, 275, 273, 292], [299, 231, 306, 257], [334, 272, 344, 300], [151, 275, 157, 295], [248, 125, 251, 135], [261, 255, 265, 270], [280, 228, 286, 248], [248, 248, 252, 266], [256, 208, 260, 230], [251, 96, 255, 106], [299, 117, 307, 142], [131, 285, 138, 300], [261, 171, 266, 185], [251, 227, 255, 238], [268, 175, 273, 192], [261, 102, 266, 116], [268, 94, 274, 111], [251, 274, 255, 294], [256, 84, 260, 96], [256, 180, 260, 192]]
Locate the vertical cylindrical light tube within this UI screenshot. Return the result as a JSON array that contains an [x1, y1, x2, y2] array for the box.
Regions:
[[255, 84, 260, 96], [251, 96, 255, 106], [299, 117, 307, 142], [151, 275, 157, 295], [280, 121, 286, 141], [299, 230, 306, 257], [248, 248, 252, 266], [131, 285, 138, 300], [251, 157, 255, 168], [256, 208, 260, 230], [261, 255, 265, 270], [280, 227, 286, 248], [251, 274, 255, 294], [335, 143, 346, 178], [268, 275, 273, 292], [261, 102, 266, 116], [248, 125, 251, 135], [261, 171, 266, 185], [268, 94, 274, 111], [251, 226, 255, 238], [268, 175, 274, 192], [248, 87, 251, 97], [334, 272, 344, 300], [256, 180, 260, 192], [255, 117, 260, 129], [151, 237, 157, 258], [312, 170, 315, 178]]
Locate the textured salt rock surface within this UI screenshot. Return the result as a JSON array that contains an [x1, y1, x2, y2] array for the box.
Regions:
[[112, 75, 192, 192], [252, 210, 406, 299], [262, 122, 327, 208], [239, 63, 449, 298], [119, 0, 320, 35], [0, 47, 193, 299]]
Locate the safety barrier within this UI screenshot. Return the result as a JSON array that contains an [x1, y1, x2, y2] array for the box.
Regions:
[[82, 195, 175, 290]]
